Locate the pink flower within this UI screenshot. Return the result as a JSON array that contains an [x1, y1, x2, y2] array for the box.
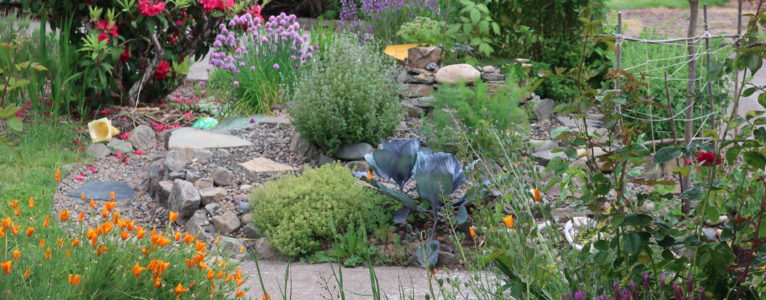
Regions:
[[182, 111, 193, 119], [120, 132, 130, 140], [138, 0, 165, 17], [115, 152, 124, 159], [99, 109, 111, 115], [87, 166, 98, 173], [122, 157, 130, 165], [247, 5, 263, 20], [135, 150, 144, 155], [153, 61, 171, 80], [74, 176, 84, 182]]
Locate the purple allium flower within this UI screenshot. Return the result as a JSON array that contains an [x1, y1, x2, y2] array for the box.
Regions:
[[213, 40, 223, 48], [198, 81, 206, 87], [272, 63, 280, 69], [660, 273, 666, 290], [643, 273, 650, 290], [250, 66, 256, 71], [216, 105, 221, 110], [574, 292, 585, 300], [249, 118, 256, 123], [232, 81, 240, 87]]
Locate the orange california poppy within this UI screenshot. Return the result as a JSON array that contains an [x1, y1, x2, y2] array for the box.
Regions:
[[502, 215, 514, 229], [262, 294, 271, 300], [12, 250, 20, 260], [43, 215, 50, 227], [23, 268, 29, 278], [169, 211, 179, 222], [207, 269, 215, 280], [112, 211, 120, 223], [174, 283, 188, 294], [89, 198, 96, 209], [44, 248, 51, 260], [55, 169, 61, 182], [468, 226, 477, 238], [38, 239, 45, 247], [1, 260, 11, 274], [235, 289, 245, 297], [136, 227, 146, 240], [174, 232, 181, 241], [68, 274, 80, 286], [156, 237, 171, 247], [78, 211, 85, 223], [28, 197, 34, 208], [366, 170, 372, 181], [59, 210, 70, 222], [131, 263, 145, 279], [120, 230, 131, 240], [235, 277, 245, 287], [109, 192, 115, 201], [26, 227, 35, 237], [154, 277, 161, 288], [71, 238, 80, 247], [11, 225, 20, 236], [105, 201, 117, 212], [66, 249, 71, 258], [101, 207, 109, 219], [183, 233, 195, 244], [8, 200, 18, 209], [530, 188, 542, 201], [80, 192, 86, 201]]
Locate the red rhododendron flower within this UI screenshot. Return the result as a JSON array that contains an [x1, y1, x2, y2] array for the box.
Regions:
[[119, 45, 131, 62], [696, 151, 722, 166], [247, 5, 263, 20], [138, 0, 166, 17], [200, 0, 234, 13], [97, 32, 110, 42], [153, 61, 170, 80], [99, 109, 111, 115]]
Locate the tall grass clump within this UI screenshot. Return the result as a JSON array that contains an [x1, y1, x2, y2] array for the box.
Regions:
[[209, 12, 314, 114], [288, 35, 402, 154]]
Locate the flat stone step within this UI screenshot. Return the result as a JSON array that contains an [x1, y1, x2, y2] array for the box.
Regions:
[[169, 127, 253, 149], [240, 157, 297, 173]]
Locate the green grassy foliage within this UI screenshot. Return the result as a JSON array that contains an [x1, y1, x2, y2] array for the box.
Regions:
[[607, 0, 728, 10]]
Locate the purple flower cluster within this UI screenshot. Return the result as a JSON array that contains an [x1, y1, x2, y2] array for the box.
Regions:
[[210, 12, 313, 74], [340, 0, 440, 21], [565, 273, 707, 300]]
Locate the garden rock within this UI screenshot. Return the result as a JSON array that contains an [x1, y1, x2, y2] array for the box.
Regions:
[[168, 179, 201, 219], [146, 163, 165, 196], [289, 129, 320, 160], [240, 213, 253, 224], [165, 149, 192, 172], [67, 181, 135, 201], [194, 178, 214, 190], [317, 155, 335, 165], [106, 139, 133, 154], [238, 201, 250, 213], [481, 72, 505, 81], [155, 180, 173, 208], [407, 46, 442, 69], [345, 160, 369, 172], [402, 100, 426, 117], [168, 127, 253, 149], [192, 149, 213, 163], [205, 203, 222, 216], [127, 125, 156, 150], [199, 187, 226, 205], [168, 172, 186, 181], [529, 140, 558, 152], [186, 209, 213, 242], [533, 98, 556, 121], [335, 143, 374, 161], [531, 150, 565, 166], [185, 170, 201, 182], [242, 223, 261, 239], [255, 238, 286, 261], [409, 96, 435, 109], [240, 157, 296, 173], [213, 166, 236, 186], [438, 251, 459, 266], [481, 65, 496, 72], [399, 84, 433, 98], [239, 184, 252, 192], [86, 143, 112, 158], [157, 130, 173, 149], [212, 211, 241, 235], [219, 236, 247, 259], [435, 64, 481, 84]]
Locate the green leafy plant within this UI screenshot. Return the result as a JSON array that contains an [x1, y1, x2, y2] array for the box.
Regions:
[[423, 76, 529, 161], [288, 35, 403, 154], [397, 17, 450, 45], [313, 222, 378, 267], [446, 0, 500, 57], [250, 163, 391, 257]]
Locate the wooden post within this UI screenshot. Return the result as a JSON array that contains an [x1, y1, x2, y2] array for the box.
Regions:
[[666, 72, 686, 193], [682, 0, 699, 213], [704, 5, 715, 132], [616, 12, 623, 92]]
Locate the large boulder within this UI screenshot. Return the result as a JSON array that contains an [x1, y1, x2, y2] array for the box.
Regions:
[[168, 179, 201, 219], [435, 64, 481, 84], [127, 125, 157, 150]]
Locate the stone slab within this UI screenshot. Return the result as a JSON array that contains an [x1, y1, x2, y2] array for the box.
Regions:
[[67, 181, 135, 201], [240, 157, 297, 173], [169, 127, 253, 149]]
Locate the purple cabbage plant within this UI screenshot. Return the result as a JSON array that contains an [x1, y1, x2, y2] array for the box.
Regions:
[[210, 12, 315, 113], [339, 0, 441, 43]]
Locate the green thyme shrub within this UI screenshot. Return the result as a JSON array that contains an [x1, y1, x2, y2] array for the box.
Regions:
[[423, 76, 529, 160], [250, 163, 391, 257], [288, 35, 403, 154]]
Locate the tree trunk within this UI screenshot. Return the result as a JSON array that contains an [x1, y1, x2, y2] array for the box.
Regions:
[[682, 0, 699, 213]]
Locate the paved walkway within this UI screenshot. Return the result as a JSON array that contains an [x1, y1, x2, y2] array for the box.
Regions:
[[238, 260, 479, 300]]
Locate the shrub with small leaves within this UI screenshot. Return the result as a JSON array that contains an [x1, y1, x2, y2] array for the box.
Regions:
[[288, 35, 403, 154], [249, 163, 391, 257]]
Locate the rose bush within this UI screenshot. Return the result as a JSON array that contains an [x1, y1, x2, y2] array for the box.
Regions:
[[25, 0, 238, 107]]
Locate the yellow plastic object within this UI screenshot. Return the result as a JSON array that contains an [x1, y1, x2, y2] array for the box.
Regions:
[[88, 118, 121, 143], [384, 43, 431, 61]]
